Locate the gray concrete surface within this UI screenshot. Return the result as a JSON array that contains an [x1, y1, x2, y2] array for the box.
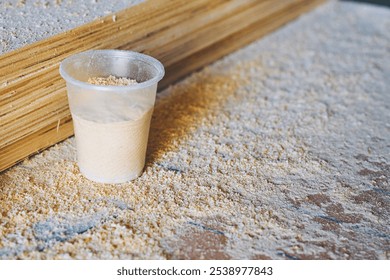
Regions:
[[0, 0, 389, 259]]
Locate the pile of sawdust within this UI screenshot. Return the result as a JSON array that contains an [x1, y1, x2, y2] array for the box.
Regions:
[[0, 0, 144, 55], [87, 75, 137, 86], [0, 1, 389, 259]]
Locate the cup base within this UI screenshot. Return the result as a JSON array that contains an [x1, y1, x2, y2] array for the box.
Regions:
[[78, 165, 142, 184]]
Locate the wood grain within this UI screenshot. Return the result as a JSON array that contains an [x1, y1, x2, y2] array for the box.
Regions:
[[0, 0, 325, 171]]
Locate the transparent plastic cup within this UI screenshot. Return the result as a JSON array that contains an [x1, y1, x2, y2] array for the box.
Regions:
[[59, 50, 164, 183]]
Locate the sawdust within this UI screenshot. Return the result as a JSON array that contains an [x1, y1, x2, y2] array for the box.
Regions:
[[0, 0, 144, 55], [0, 1, 389, 260], [87, 75, 137, 86]]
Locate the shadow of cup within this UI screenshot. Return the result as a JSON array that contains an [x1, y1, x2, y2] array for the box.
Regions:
[[146, 74, 242, 165]]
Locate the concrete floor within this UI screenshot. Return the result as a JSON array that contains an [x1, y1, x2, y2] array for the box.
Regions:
[[0, 1, 389, 259]]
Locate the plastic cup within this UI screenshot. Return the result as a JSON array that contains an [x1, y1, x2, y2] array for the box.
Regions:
[[59, 50, 164, 183]]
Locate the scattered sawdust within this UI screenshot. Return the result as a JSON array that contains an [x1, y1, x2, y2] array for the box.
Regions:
[[87, 75, 137, 86], [0, 1, 389, 260], [17, 0, 26, 8]]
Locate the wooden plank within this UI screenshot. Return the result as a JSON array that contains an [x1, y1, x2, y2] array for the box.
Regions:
[[0, 0, 325, 171]]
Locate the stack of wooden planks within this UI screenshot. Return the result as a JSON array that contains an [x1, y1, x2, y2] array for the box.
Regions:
[[0, 0, 325, 171]]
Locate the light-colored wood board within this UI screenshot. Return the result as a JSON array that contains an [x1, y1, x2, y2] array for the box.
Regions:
[[0, 0, 325, 171]]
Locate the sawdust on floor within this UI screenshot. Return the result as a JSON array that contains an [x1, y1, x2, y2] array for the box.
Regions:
[[0, 1, 389, 259]]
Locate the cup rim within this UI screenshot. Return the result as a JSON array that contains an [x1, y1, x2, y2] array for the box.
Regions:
[[59, 49, 165, 91]]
